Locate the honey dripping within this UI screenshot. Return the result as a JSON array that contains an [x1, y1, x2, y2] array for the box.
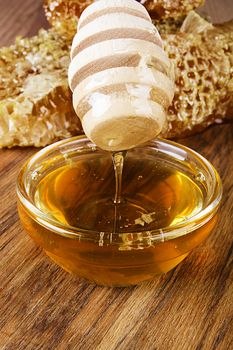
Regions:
[[112, 151, 126, 235]]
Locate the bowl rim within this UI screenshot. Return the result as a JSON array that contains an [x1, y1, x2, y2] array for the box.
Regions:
[[16, 136, 222, 242]]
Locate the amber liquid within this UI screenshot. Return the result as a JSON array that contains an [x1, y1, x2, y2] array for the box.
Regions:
[[19, 152, 217, 286]]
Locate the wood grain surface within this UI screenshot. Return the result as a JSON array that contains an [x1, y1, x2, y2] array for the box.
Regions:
[[0, 1, 233, 350]]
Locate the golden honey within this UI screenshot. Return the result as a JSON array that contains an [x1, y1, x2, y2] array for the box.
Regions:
[[34, 155, 204, 232], [17, 137, 221, 286]]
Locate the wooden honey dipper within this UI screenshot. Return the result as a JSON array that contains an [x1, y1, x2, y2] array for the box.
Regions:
[[68, 0, 175, 151]]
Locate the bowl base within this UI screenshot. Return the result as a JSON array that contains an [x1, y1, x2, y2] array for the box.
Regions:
[[45, 250, 189, 287]]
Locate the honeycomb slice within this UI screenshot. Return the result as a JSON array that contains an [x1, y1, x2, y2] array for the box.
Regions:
[[0, 29, 81, 147], [153, 16, 185, 35], [140, 0, 204, 20], [44, 0, 91, 34], [161, 12, 233, 138]]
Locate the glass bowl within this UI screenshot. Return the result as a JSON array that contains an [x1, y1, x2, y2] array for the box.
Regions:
[[17, 136, 222, 286]]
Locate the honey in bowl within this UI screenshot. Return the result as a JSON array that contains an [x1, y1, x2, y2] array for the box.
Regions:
[[17, 137, 222, 286], [34, 151, 203, 232]]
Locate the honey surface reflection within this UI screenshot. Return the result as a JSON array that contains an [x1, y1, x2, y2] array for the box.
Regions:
[[34, 154, 205, 231]]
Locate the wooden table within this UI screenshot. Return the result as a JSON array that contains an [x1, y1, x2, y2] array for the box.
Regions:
[[0, 1, 233, 349]]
